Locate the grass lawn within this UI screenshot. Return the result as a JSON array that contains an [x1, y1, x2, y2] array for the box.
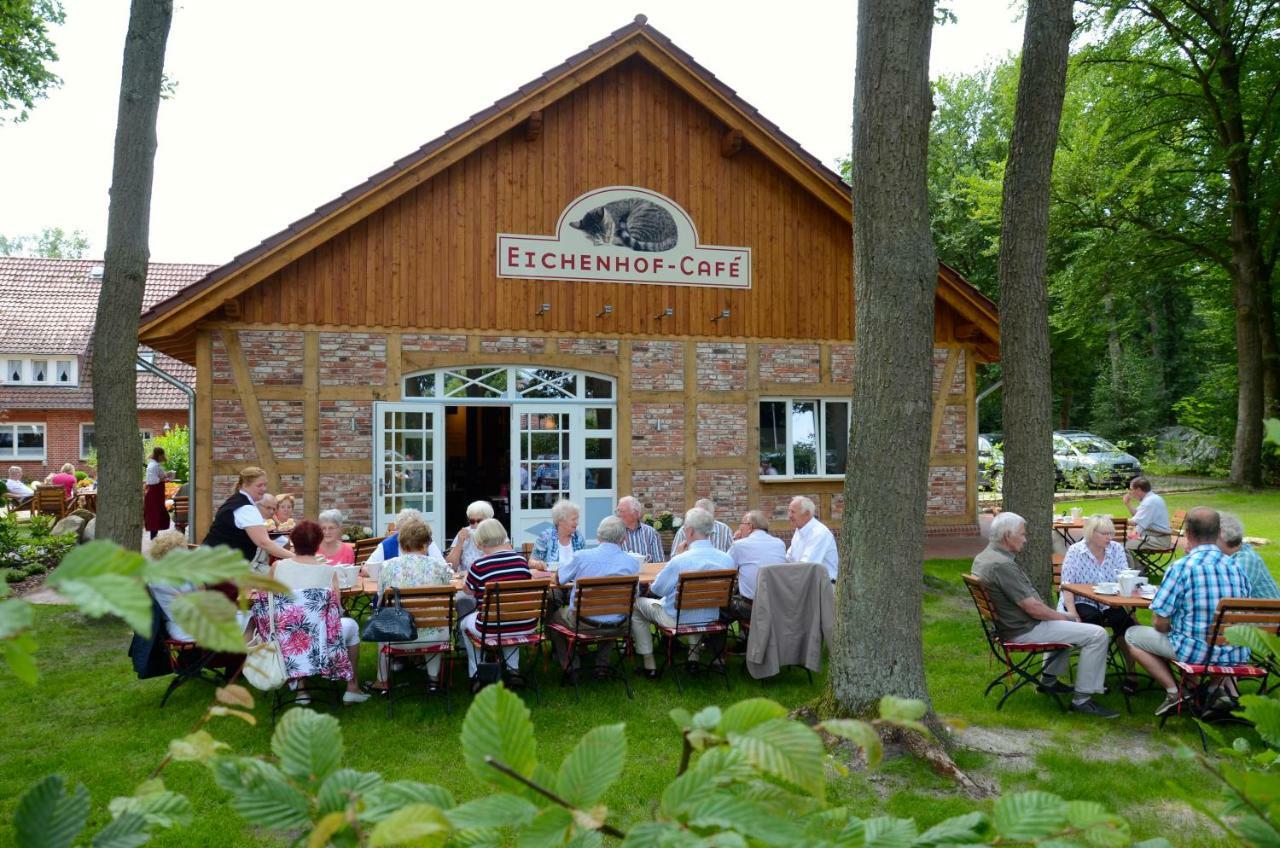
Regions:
[[4, 489, 1276, 846]]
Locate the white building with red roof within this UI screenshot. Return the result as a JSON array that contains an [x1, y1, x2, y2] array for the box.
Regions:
[[0, 257, 215, 480]]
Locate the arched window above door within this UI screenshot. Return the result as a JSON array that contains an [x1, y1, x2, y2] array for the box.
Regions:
[[403, 366, 614, 402]]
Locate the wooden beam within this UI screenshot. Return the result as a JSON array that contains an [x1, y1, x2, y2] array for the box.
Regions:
[[929, 348, 963, 457], [524, 110, 543, 142], [222, 329, 280, 491], [954, 322, 980, 341], [303, 332, 319, 518], [720, 128, 744, 157], [195, 330, 213, 540], [222, 298, 241, 320]]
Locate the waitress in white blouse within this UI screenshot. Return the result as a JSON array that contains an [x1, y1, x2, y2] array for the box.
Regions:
[[143, 447, 172, 539]]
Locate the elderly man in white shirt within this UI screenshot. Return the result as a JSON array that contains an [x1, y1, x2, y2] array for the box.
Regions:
[[786, 496, 838, 581], [1122, 476, 1172, 565], [6, 466, 34, 499], [727, 510, 787, 621]]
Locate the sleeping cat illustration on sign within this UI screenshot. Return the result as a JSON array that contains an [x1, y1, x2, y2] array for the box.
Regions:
[[569, 197, 678, 252]]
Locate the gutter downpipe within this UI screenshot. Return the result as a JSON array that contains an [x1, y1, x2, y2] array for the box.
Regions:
[[975, 379, 1002, 406], [136, 355, 195, 540]]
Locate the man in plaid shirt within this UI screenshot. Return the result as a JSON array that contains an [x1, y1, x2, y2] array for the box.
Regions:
[[1125, 507, 1251, 716]]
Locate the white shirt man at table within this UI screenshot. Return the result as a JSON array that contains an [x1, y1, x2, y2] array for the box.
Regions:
[[785, 496, 838, 582], [1122, 476, 1172, 560], [727, 510, 787, 622], [670, 498, 735, 554], [548, 515, 639, 681], [972, 511, 1118, 719], [5, 466, 34, 499], [630, 507, 733, 678], [615, 495, 665, 563]]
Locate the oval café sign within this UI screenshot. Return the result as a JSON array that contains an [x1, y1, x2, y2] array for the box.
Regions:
[[497, 186, 752, 289]]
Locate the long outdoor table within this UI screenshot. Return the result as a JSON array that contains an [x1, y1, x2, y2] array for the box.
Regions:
[[1060, 582, 1154, 609], [1052, 519, 1084, 549]]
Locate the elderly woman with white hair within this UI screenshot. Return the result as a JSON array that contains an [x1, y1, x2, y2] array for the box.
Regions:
[[529, 499, 586, 572], [1059, 514, 1139, 692], [972, 511, 1117, 719], [446, 500, 496, 574], [316, 508, 356, 564]]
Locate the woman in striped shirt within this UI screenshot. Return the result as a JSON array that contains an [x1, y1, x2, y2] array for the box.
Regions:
[[459, 518, 533, 689]]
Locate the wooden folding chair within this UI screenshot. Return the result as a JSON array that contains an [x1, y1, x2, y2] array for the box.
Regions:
[[467, 578, 551, 702], [546, 574, 639, 701], [32, 484, 70, 519], [963, 574, 1070, 712], [379, 586, 456, 716], [1162, 597, 1280, 750], [1131, 510, 1184, 579], [657, 568, 736, 693], [4, 490, 33, 513], [171, 495, 190, 533], [353, 536, 386, 567]]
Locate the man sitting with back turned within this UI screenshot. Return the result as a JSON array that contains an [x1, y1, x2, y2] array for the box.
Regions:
[[670, 498, 735, 554], [631, 507, 733, 678], [548, 515, 639, 682], [726, 510, 787, 622], [785, 496, 838, 581], [972, 511, 1118, 719], [1126, 507, 1251, 716]]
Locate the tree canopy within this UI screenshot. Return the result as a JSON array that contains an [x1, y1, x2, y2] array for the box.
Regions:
[[0, 0, 65, 124]]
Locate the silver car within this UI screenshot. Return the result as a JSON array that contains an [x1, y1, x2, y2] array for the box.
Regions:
[[1053, 431, 1141, 489]]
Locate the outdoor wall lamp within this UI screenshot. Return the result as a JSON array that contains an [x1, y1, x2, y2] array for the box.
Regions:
[[654, 307, 674, 320], [596, 305, 613, 318], [710, 309, 731, 322], [535, 303, 552, 317]]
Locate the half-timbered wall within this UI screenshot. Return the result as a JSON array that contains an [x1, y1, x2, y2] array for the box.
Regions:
[[194, 325, 978, 541]]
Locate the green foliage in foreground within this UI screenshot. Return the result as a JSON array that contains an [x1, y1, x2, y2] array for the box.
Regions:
[[14, 683, 1171, 847]]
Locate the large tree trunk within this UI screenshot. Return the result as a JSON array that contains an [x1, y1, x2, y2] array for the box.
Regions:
[[1258, 272, 1280, 418], [998, 0, 1074, 600], [831, 0, 935, 714], [90, 0, 173, 549]]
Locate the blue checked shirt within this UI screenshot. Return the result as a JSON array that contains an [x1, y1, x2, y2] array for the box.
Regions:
[[1150, 544, 1251, 665], [1235, 542, 1280, 600]]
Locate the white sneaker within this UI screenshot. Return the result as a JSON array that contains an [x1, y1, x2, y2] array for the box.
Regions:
[[343, 690, 370, 705]]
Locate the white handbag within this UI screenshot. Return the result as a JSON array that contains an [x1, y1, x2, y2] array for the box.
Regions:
[[242, 593, 287, 691]]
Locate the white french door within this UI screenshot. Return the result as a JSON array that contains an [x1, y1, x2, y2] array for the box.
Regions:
[[509, 404, 616, 547], [373, 403, 444, 537]]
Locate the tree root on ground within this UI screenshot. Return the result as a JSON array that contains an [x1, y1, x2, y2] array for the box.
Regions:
[[893, 726, 995, 799]]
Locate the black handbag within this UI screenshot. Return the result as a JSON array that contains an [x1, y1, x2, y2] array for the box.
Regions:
[[360, 588, 418, 642]]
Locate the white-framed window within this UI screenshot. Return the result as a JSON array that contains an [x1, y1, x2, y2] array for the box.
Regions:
[[403, 366, 614, 403], [0, 423, 46, 461], [80, 423, 95, 459], [759, 398, 850, 478], [0, 356, 78, 386], [136, 349, 155, 372]]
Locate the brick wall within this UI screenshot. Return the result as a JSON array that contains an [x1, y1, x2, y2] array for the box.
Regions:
[[238, 330, 305, 386], [759, 343, 820, 383], [630, 469, 684, 515], [319, 332, 386, 387], [558, 338, 619, 356], [278, 473, 306, 515], [320, 400, 372, 459], [695, 342, 747, 391], [694, 468, 748, 520], [257, 400, 305, 460], [932, 348, 966, 394], [830, 493, 844, 520], [8, 408, 181, 481], [321, 474, 373, 527], [759, 492, 820, 522], [630, 341, 683, 390], [212, 474, 238, 505], [831, 344, 854, 384], [927, 466, 966, 516], [212, 399, 254, 462], [401, 334, 466, 352], [479, 336, 546, 355], [695, 404, 747, 457], [934, 406, 967, 454], [632, 404, 683, 456]]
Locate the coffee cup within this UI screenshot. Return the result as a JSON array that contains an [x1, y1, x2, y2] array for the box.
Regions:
[[1119, 573, 1141, 596]]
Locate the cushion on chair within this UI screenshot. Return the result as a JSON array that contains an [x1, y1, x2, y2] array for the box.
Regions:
[[466, 631, 543, 648], [1172, 661, 1268, 677], [658, 621, 728, 637]]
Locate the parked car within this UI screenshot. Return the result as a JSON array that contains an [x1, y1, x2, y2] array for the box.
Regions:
[[1052, 430, 1141, 489], [977, 433, 1003, 490]]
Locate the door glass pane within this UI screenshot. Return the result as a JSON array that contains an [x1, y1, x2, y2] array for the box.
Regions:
[[516, 368, 575, 398], [585, 468, 612, 489], [585, 438, 612, 460], [585, 407, 612, 430], [759, 401, 786, 476], [791, 402, 818, 476], [584, 376, 613, 399], [823, 401, 849, 475]]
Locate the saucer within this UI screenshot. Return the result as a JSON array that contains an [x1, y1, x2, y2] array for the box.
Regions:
[[1093, 584, 1120, 595]]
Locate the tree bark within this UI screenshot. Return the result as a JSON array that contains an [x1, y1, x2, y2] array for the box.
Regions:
[[831, 0, 935, 715], [91, 0, 173, 549], [1258, 272, 1280, 419], [998, 0, 1075, 600]]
